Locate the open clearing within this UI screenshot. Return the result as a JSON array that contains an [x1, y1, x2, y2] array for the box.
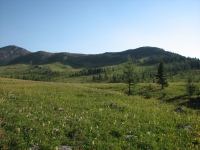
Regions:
[[0, 78, 200, 149]]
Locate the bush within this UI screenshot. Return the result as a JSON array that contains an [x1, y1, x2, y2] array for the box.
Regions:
[[110, 129, 122, 138], [145, 92, 152, 99], [162, 92, 167, 98], [196, 87, 200, 98], [146, 84, 154, 91]]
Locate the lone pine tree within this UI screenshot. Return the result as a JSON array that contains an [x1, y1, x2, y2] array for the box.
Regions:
[[123, 55, 137, 95], [156, 60, 168, 89]]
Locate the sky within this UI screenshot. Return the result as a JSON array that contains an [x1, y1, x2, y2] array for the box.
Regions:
[[0, 0, 200, 58]]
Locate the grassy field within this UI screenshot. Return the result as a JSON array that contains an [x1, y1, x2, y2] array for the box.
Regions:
[[0, 78, 200, 149], [1, 63, 200, 84]]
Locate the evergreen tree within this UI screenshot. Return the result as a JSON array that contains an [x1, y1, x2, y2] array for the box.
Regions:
[[156, 60, 168, 89], [104, 71, 108, 80], [123, 55, 137, 95], [112, 74, 117, 83], [141, 72, 145, 83], [92, 76, 96, 81], [186, 77, 197, 99], [99, 74, 102, 80]]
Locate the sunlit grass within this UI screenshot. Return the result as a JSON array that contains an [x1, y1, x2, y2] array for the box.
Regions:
[[0, 78, 199, 149]]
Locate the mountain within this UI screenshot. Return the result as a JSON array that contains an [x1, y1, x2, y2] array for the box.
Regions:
[[0, 45, 31, 66], [9, 51, 54, 65], [0, 45, 200, 69]]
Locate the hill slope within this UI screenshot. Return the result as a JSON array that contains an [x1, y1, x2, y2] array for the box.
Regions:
[[0, 45, 31, 66], [9, 51, 54, 65], [0, 45, 200, 69]]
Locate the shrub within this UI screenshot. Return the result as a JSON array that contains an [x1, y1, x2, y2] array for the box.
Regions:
[[145, 92, 152, 99], [162, 92, 167, 98]]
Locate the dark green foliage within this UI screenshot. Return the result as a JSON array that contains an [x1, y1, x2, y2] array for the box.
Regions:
[[156, 60, 168, 89], [162, 92, 167, 98], [145, 92, 152, 99], [197, 88, 200, 98], [138, 84, 154, 99], [70, 67, 106, 77], [110, 129, 122, 138], [186, 77, 197, 99]]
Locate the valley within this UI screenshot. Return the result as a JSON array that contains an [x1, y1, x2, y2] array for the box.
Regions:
[[0, 45, 200, 149]]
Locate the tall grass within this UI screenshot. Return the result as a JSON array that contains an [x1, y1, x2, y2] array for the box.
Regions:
[[0, 78, 199, 149]]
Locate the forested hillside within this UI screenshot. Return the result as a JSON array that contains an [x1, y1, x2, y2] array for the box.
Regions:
[[1, 45, 200, 69], [0, 45, 200, 83]]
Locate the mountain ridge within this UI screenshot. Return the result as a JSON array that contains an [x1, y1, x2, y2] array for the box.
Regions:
[[0, 45, 199, 69]]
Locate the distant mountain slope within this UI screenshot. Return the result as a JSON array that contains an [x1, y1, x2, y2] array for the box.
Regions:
[[0, 45, 200, 69], [46, 46, 185, 67], [9, 51, 54, 65], [0, 45, 31, 66], [117, 47, 173, 57]]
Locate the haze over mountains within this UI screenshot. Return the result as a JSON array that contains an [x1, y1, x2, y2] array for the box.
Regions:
[[0, 45, 199, 69]]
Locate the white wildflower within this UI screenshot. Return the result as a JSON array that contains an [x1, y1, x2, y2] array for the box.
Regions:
[[53, 128, 59, 132]]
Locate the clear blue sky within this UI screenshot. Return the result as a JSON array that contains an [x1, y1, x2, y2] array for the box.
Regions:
[[0, 0, 200, 58]]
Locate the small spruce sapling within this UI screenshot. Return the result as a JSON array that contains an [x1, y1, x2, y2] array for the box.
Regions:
[[186, 77, 197, 99]]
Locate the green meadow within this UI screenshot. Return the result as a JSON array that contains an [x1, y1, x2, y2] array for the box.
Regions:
[[0, 78, 200, 149]]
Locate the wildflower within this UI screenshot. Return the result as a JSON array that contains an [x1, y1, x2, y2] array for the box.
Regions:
[[76, 117, 82, 121], [54, 107, 63, 111], [57, 107, 63, 111], [53, 128, 59, 132], [17, 128, 20, 134]]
